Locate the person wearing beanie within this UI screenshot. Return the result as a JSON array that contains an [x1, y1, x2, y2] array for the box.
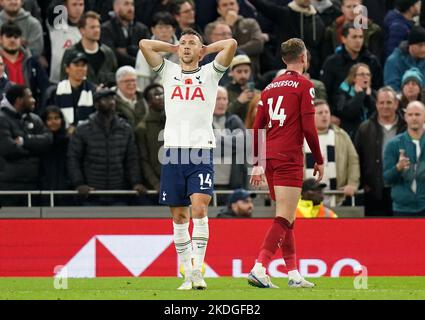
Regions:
[[383, 0, 421, 60], [399, 67, 425, 109], [384, 25, 425, 91]]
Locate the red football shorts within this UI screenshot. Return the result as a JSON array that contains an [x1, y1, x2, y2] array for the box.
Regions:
[[265, 154, 303, 201]]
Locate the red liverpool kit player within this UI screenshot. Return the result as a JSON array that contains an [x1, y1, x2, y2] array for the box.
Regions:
[[248, 38, 324, 289]]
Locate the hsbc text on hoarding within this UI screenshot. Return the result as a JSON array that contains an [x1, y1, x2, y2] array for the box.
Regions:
[[1, 219, 424, 277]]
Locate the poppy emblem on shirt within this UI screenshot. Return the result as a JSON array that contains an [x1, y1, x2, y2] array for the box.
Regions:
[[184, 78, 193, 85]]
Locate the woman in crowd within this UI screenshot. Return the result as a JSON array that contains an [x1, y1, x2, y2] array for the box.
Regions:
[[335, 63, 376, 140]]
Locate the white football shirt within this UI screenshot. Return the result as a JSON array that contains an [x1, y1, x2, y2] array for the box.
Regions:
[[153, 58, 227, 148]]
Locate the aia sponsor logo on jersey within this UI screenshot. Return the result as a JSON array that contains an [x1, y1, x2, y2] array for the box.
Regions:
[[171, 76, 205, 101]]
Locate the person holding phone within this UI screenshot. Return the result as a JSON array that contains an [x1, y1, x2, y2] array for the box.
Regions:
[[226, 54, 259, 122], [334, 63, 376, 140]]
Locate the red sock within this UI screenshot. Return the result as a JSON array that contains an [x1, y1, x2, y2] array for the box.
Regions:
[[257, 217, 291, 269], [281, 225, 297, 272]]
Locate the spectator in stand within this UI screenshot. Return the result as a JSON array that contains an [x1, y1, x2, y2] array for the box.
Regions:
[[398, 68, 425, 111], [202, 21, 245, 86], [0, 0, 42, 21], [67, 88, 147, 206], [114, 66, 147, 129], [226, 55, 259, 123], [46, 0, 84, 84], [135, 84, 165, 192], [83, 0, 114, 22], [0, 22, 49, 113], [0, 55, 12, 97], [40, 106, 73, 205], [213, 86, 247, 193], [44, 51, 96, 131], [101, 0, 150, 67], [216, 0, 265, 79], [0, 85, 52, 206], [135, 0, 173, 28], [355, 86, 406, 216], [248, 0, 325, 78], [216, 188, 255, 218], [384, 0, 421, 61], [304, 99, 360, 206], [0, 0, 44, 56], [61, 11, 118, 86], [296, 178, 337, 218], [385, 26, 425, 92], [384, 100, 425, 216], [311, 0, 342, 27], [171, 0, 202, 38], [135, 12, 179, 92], [334, 63, 376, 139], [322, 0, 384, 60], [244, 92, 261, 129], [321, 23, 382, 116]]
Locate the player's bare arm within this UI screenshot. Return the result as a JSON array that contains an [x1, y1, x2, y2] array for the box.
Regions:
[[139, 39, 179, 68], [205, 38, 238, 68]]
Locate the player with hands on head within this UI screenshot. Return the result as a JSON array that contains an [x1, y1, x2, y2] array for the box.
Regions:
[[139, 29, 237, 291]]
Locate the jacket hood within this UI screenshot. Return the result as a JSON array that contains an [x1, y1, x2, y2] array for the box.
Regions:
[[0, 97, 16, 113], [384, 9, 410, 29], [288, 1, 317, 16], [0, 8, 31, 21]]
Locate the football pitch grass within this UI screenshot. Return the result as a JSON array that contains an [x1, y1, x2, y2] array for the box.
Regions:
[[0, 277, 424, 300]]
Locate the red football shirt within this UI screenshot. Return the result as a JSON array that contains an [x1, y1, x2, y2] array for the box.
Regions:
[[2, 52, 25, 85], [253, 70, 323, 165]]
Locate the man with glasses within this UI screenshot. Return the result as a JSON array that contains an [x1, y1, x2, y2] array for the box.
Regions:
[[114, 66, 147, 129], [171, 0, 202, 38]]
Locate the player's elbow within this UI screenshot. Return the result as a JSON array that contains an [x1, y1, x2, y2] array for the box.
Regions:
[[139, 39, 149, 50], [229, 38, 238, 49]]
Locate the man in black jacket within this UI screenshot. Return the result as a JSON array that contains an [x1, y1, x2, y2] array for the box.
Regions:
[[321, 23, 382, 113], [67, 88, 147, 205], [354, 86, 406, 216], [101, 0, 150, 67], [0, 85, 52, 206], [248, 0, 326, 78], [61, 11, 118, 86]]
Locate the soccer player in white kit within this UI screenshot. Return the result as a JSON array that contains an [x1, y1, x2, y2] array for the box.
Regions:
[[139, 29, 237, 290]]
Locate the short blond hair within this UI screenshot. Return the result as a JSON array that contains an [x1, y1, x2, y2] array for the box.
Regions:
[[281, 38, 306, 64]]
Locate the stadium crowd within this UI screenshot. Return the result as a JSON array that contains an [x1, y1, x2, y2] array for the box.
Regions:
[[0, 0, 425, 216]]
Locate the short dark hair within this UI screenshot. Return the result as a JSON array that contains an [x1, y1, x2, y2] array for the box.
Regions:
[[0, 21, 22, 38], [6, 85, 28, 106], [78, 11, 101, 29], [151, 11, 177, 29], [180, 27, 203, 44], [41, 105, 65, 123], [170, 0, 194, 16], [281, 38, 306, 64], [143, 83, 164, 101], [341, 23, 363, 38]]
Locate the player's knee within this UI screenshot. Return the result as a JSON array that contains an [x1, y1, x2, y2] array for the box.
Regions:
[[173, 212, 190, 224], [191, 204, 208, 218]]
